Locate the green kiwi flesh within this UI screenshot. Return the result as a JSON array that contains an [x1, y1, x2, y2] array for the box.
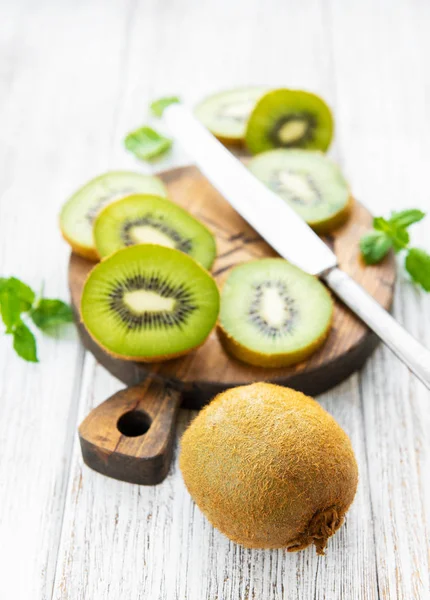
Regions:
[[93, 194, 216, 269], [195, 87, 267, 143], [248, 149, 351, 232], [218, 259, 333, 367], [60, 171, 167, 260], [81, 245, 220, 361], [245, 89, 334, 154]]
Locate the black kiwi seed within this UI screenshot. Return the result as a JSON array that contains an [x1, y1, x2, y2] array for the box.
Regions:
[[120, 214, 193, 254], [108, 274, 196, 330], [247, 280, 298, 339]]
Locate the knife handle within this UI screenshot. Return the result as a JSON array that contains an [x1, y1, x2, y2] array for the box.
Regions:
[[324, 267, 430, 390]]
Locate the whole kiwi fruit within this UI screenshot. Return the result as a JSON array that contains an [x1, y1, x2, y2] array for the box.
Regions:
[[180, 383, 358, 555]]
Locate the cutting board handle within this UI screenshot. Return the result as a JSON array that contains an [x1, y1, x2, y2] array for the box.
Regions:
[[78, 377, 182, 485]]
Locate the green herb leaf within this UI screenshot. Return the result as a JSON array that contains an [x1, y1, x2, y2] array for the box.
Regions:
[[389, 209, 425, 229], [360, 231, 392, 265], [13, 323, 38, 362], [0, 289, 22, 332], [31, 299, 74, 331], [0, 277, 35, 312], [150, 96, 180, 117], [124, 126, 172, 161], [405, 248, 430, 291], [373, 217, 410, 252]]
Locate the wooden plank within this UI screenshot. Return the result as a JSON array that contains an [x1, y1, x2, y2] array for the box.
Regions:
[[0, 1, 136, 598], [328, 0, 430, 597]]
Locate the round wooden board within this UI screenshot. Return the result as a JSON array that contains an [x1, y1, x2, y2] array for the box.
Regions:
[[69, 165, 396, 408]]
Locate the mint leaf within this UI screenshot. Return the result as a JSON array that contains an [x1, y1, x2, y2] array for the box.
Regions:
[[0, 277, 35, 312], [0, 276, 74, 362], [390, 228, 410, 252], [124, 126, 172, 161], [373, 217, 409, 252], [360, 231, 392, 265], [13, 323, 38, 362], [7, 277, 35, 306], [150, 96, 180, 117], [31, 299, 73, 331], [0, 290, 22, 332], [405, 248, 430, 291], [389, 209, 425, 229]]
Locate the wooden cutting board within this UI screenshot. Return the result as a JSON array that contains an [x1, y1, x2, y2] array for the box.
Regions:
[[70, 164, 396, 484]]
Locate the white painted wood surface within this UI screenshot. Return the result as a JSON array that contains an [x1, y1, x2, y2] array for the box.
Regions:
[[0, 1, 429, 598]]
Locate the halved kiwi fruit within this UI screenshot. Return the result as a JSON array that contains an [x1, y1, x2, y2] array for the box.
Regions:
[[248, 149, 352, 233], [218, 259, 333, 367], [245, 89, 334, 154], [60, 171, 167, 261], [93, 194, 216, 269], [195, 87, 267, 144], [81, 245, 220, 362]]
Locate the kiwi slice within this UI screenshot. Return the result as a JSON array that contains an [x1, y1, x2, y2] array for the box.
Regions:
[[93, 194, 216, 269], [60, 171, 167, 261], [245, 89, 334, 154], [218, 259, 333, 368], [248, 149, 352, 233], [81, 245, 220, 362], [195, 87, 267, 144]]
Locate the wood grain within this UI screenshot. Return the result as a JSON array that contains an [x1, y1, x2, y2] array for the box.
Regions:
[[69, 165, 396, 406], [79, 377, 181, 484]]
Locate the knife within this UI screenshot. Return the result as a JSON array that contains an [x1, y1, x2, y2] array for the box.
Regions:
[[164, 105, 430, 390]]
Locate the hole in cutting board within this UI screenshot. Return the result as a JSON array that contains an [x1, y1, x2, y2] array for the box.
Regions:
[[117, 410, 151, 437]]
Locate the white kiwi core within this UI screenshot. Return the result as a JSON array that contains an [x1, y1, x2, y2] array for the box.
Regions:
[[278, 120, 308, 144], [261, 287, 290, 327], [123, 290, 175, 314], [129, 225, 176, 248], [276, 170, 317, 204]]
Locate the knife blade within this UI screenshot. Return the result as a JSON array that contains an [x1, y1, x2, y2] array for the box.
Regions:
[[164, 105, 337, 276], [164, 104, 430, 390]]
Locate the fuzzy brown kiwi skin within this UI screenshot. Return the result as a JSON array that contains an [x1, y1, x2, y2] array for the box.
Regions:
[[79, 248, 219, 362], [179, 383, 359, 555]]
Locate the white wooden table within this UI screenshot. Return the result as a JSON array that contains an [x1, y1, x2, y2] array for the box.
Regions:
[[1, 1, 429, 598]]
